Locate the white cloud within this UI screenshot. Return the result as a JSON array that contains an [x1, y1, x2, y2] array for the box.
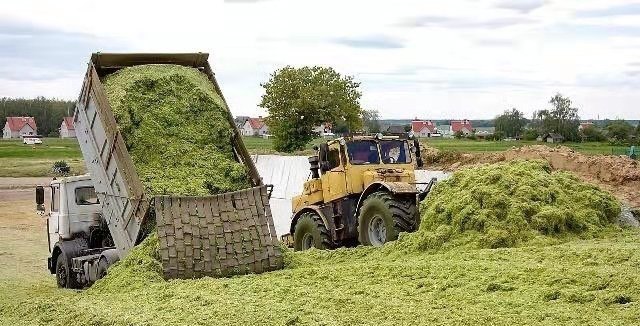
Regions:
[[0, 0, 639, 119]]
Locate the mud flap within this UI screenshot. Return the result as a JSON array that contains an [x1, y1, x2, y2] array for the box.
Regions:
[[154, 185, 283, 279]]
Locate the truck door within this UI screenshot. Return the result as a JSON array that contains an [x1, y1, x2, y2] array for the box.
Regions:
[[324, 144, 347, 202], [48, 184, 61, 252]]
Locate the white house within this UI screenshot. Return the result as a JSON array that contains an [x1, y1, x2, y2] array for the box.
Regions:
[[451, 119, 473, 135], [3, 116, 37, 139], [241, 117, 269, 136], [313, 123, 333, 137], [411, 119, 437, 137], [60, 117, 76, 138]]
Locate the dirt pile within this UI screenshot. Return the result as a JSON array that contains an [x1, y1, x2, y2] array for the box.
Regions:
[[102, 64, 250, 196], [422, 144, 640, 207], [405, 160, 621, 250]]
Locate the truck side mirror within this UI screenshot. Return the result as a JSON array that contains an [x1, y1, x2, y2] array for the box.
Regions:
[[36, 186, 45, 212]]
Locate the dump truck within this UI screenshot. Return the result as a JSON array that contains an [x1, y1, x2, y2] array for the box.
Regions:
[[36, 53, 282, 289], [289, 133, 435, 250]]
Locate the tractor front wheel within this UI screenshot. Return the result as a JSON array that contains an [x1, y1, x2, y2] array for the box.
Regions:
[[293, 212, 332, 251], [358, 191, 417, 247]]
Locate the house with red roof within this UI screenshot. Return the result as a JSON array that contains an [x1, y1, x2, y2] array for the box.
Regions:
[[578, 122, 594, 132], [60, 117, 76, 138], [241, 117, 269, 137], [450, 119, 473, 135], [3, 116, 37, 139], [411, 119, 437, 137]]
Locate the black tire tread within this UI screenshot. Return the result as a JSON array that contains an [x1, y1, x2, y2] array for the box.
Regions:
[[296, 212, 333, 250], [366, 191, 418, 233]]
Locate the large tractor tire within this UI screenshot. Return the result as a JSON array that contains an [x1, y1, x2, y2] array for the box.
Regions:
[[293, 212, 332, 251], [358, 191, 417, 247]]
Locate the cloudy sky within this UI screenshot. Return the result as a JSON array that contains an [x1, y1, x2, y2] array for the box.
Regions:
[[1, 0, 639, 119]]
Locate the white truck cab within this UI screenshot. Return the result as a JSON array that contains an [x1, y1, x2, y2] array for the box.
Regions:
[[36, 175, 117, 288]]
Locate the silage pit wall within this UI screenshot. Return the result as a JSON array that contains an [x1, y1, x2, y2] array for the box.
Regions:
[[155, 185, 283, 279]]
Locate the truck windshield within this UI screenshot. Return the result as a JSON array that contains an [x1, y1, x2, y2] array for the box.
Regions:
[[346, 140, 380, 165], [380, 140, 411, 164]]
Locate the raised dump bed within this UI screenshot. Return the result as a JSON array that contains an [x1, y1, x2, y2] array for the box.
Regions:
[[74, 53, 282, 280]]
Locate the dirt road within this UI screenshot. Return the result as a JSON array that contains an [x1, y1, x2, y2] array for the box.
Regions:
[[0, 177, 51, 282]]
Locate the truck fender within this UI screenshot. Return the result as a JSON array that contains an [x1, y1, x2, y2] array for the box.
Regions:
[[355, 182, 418, 216], [290, 205, 336, 240], [49, 238, 88, 274]]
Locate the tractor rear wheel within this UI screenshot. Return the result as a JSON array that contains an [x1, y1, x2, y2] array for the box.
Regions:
[[294, 212, 332, 251], [358, 191, 417, 247]]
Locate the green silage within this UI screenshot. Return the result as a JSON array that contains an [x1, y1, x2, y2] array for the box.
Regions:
[[412, 160, 621, 249], [102, 64, 250, 196]]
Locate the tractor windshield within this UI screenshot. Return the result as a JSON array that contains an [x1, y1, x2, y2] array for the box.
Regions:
[[346, 140, 380, 165], [380, 140, 411, 164]]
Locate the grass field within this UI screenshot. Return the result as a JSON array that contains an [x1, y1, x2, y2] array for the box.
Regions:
[[0, 138, 85, 177], [0, 137, 631, 177], [420, 138, 629, 155]]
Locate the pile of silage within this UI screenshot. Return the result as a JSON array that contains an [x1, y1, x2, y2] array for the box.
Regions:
[[409, 160, 621, 250], [90, 234, 163, 293], [102, 64, 250, 196]]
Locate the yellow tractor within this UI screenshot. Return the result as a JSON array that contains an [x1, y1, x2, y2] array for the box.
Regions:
[[289, 134, 435, 250]]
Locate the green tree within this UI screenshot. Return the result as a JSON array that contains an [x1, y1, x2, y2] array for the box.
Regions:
[[523, 128, 539, 141], [494, 108, 527, 138], [259, 66, 363, 152], [454, 130, 464, 139], [580, 126, 605, 142], [362, 109, 381, 133], [606, 120, 634, 142], [531, 94, 580, 141]]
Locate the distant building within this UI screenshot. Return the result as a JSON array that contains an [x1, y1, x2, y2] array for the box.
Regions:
[[241, 117, 269, 136], [411, 119, 437, 137], [541, 133, 564, 143], [450, 119, 473, 135], [234, 115, 250, 129], [60, 117, 76, 138], [578, 122, 594, 131], [3, 116, 37, 139], [437, 125, 452, 137], [386, 125, 407, 134], [313, 123, 333, 137]]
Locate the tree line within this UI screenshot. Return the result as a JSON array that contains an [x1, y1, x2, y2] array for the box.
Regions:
[[494, 93, 639, 144], [1, 97, 75, 137]]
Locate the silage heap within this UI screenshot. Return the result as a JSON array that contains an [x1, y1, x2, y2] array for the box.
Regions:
[[102, 64, 250, 196], [93, 64, 252, 290], [407, 160, 621, 250]]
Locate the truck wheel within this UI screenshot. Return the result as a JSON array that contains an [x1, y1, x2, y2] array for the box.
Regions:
[[96, 257, 110, 280], [55, 252, 80, 289], [358, 191, 417, 247], [294, 212, 332, 251]]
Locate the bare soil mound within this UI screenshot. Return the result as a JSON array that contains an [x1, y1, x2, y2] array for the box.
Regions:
[[421, 145, 640, 207]]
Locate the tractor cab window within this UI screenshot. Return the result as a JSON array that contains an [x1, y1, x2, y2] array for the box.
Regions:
[[347, 141, 380, 165], [380, 140, 411, 164], [75, 187, 99, 205], [327, 147, 341, 170]]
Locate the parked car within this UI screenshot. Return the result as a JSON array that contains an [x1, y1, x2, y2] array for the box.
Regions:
[[23, 136, 43, 145]]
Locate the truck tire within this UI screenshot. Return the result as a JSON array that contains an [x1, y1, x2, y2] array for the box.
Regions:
[[293, 212, 332, 251], [55, 252, 80, 289], [358, 191, 417, 247]]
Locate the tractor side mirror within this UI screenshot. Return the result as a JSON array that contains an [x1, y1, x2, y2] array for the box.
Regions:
[[36, 186, 45, 212]]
